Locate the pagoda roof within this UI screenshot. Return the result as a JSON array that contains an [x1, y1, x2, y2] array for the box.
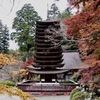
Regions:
[[36, 20, 60, 23], [59, 51, 88, 70], [26, 51, 88, 72], [28, 69, 69, 74]]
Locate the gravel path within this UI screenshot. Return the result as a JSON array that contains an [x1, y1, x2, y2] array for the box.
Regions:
[[35, 95, 70, 100]]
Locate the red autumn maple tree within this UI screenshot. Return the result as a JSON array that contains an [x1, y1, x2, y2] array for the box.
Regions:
[[72, 64, 100, 95], [63, 0, 100, 66], [67, 1, 100, 96], [19, 57, 34, 69]]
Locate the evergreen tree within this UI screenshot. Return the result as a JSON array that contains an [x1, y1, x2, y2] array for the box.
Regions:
[[0, 20, 9, 53], [57, 8, 71, 19], [11, 4, 42, 59], [0, 20, 3, 52], [2, 25, 9, 53]]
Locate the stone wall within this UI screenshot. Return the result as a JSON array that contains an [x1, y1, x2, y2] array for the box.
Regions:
[[0, 63, 20, 81]]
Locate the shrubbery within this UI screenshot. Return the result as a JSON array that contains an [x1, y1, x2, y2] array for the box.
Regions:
[[70, 88, 81, 100], [71, 64, 100, 95], [0, 84, 36, 100], [70, 88, 90, 100], [0, 80, 16, 86], [96, 97, 100, 100]]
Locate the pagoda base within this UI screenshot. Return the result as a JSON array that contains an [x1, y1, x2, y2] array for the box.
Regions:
[[17, 80, 79, 96]]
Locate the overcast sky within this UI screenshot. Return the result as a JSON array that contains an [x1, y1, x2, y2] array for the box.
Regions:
[[0, 0, 68, 50]]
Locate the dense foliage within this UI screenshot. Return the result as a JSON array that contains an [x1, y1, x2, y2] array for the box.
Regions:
[[19, 57, 34, 69], [0, 80, 16, 86], [9, 69, 29, 83], [64, 0, 100, 99], [64, 0, 100, 65], [70, 88, 90, 100], [0, 84, 36, 100], [61, 36, 78, 51], [72, 64, 100, 96], [0, 53, 17, 67], [57, 8, 71, 19], [0, 20, 9, 53], [11, 4, 42, 60]]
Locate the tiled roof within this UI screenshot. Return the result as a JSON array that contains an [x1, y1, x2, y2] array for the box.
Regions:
[[28, 69, 69, 74], [59, 52, 88, 69]]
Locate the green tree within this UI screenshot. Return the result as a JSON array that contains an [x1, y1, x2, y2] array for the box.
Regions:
[[58, 8, 71, 19], [0, 20, 3, 52], [57, 8, 78, 51], [11, 4, 42, 60], [0, 20, 9, 53], [2, 25, 9, 53], [61, 36, 78, 51]]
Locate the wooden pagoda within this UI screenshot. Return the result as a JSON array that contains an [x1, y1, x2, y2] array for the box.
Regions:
[[17, 20, 80, 95], [29, 20, 66, 82]]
